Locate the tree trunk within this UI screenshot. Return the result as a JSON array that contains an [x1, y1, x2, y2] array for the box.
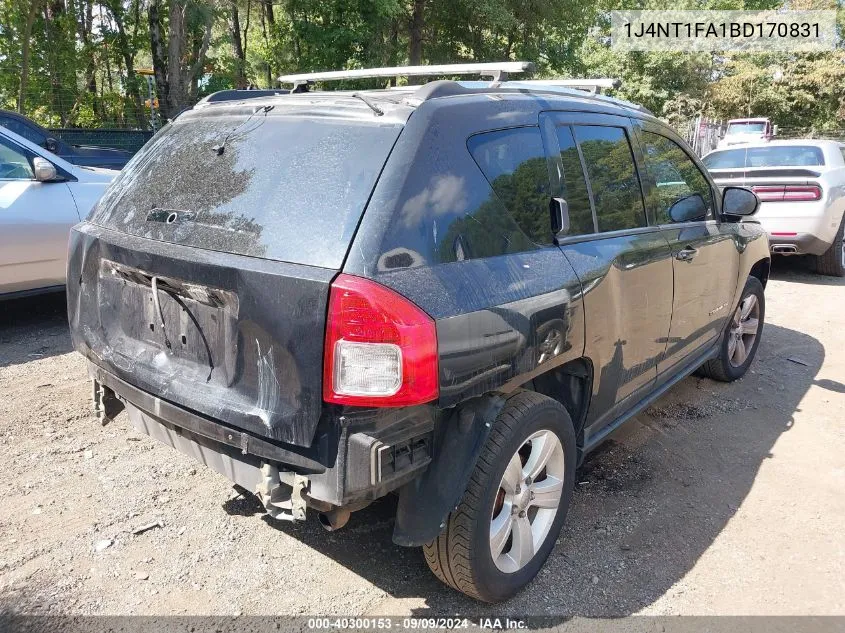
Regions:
[[261, 0, 273, 87], [408, 0, 425, 66], [159, 0, 212, 116], [148, 0, 170, 119], [107, 0, 146, 128], [18, 0, 41, 115], [230, 1, 247, 88], [167, 0, 187, 115]]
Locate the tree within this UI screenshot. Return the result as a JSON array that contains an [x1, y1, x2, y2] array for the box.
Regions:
[[148, 0, 215, 119], [18, 0, 42, 114]]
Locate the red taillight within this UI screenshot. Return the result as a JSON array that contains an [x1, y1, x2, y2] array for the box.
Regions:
[[323, 273, 438, 407], [751, 184, 822, 202]]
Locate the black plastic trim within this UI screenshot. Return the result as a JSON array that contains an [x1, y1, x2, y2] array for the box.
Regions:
[[89, 362, 326, 474]]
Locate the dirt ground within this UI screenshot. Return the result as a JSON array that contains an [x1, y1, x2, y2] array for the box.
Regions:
[[1, 258, 844, 617]]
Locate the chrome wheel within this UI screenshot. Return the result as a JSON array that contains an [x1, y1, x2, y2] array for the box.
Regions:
[[727, 294, 760, 368], [489, 430, 565, 573]]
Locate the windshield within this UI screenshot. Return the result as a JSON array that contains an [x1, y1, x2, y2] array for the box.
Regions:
[[89, 110, 402, 269], [727, 122, 766, 135], [703, 146, 825, 169]]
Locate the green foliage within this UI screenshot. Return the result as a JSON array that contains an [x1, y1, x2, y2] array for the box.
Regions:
[[0, 0, 842, 132]]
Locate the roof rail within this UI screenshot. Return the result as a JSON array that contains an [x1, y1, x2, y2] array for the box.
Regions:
[[505, 78, 621, 95], [279, 62, 534, 90], [196, 89, 290, 106]]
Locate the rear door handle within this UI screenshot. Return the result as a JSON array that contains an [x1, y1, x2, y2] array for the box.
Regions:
[[675, 246, 699, 262]]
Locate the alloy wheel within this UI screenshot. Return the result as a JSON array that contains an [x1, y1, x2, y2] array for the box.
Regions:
[[489, 430, 565, 573], [727, 294, 760, 368]]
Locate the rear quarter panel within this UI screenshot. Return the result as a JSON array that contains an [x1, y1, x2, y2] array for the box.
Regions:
[[344, 96, 588, 406], [730, 220, 770, 300]]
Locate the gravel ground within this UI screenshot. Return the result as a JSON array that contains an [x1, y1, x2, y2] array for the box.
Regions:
[[1, 258, 844, 617]]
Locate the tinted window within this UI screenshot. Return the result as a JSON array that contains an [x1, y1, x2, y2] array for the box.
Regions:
[[0, 116, 46, 146], [640, 131, 713, 223], [703, 146, 825, 169], [0, 135, 34, 179], [468, 127, 552, 245], [574, 125, 646, 232], [90, 112, 402, 269], [554, 126, 594, 235]]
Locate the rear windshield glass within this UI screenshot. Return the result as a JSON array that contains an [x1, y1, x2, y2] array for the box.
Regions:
[[703, 146, 825, 169], [89, 110, 402, 269], [726, 121, 766, 134]]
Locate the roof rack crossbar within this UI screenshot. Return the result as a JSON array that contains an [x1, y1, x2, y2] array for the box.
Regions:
[[279, 62, 535, 85], [504, 78, 621, 95]]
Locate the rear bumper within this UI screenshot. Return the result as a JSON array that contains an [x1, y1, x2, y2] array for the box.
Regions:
[[752, 201, 839, 256], [88, 361, 435, 516], [767, 232, 831, 256]]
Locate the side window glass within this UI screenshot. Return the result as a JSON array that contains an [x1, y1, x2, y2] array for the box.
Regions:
[[640, 131, 713, 223], [574, 125, 646, 232], [0, 117, 45, 146], [0, 136, 34, 180], [468, 127, 553, 246], [554, 125, 594, 235]]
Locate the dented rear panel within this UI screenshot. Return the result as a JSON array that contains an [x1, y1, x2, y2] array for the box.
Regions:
[[68, 222, 335, 446], [67, 99, 408, 447]]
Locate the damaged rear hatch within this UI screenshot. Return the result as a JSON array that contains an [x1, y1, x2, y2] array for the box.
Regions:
[[68, 97, 407, 446]]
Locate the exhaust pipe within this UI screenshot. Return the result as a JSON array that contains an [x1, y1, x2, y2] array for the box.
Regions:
[[318, 508, 351, 531], [771, 244, 798, 254]]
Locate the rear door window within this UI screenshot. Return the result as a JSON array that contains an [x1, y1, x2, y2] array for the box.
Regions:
[[467, 127, 553, 246], [639, 131, 713, 223], [553, 126, 595, 236], [573, 125, 646, 232]]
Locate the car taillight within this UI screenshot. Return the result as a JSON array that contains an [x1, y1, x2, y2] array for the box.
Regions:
[[751, 184, 822, 202], [323, 273, 438, 407]]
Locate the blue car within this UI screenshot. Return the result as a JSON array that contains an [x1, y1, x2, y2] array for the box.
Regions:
[[0, 109, 132, 170]]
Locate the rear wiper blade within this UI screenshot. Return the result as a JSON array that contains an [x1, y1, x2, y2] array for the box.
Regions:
[[351, 92, 384, 116]]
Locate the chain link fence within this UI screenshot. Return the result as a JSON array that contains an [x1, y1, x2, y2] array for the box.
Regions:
[[47, 128, 154, 155]]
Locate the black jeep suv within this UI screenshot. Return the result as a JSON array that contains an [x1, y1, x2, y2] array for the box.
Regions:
[[67, 63, 769, 602]]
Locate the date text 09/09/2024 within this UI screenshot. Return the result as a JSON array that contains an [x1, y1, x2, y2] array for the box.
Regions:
[[306, 618, 528, 630]]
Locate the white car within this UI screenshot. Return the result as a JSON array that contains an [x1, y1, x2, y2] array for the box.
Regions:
[[0, 125, 117, 297], [703, 140, 845, 276]]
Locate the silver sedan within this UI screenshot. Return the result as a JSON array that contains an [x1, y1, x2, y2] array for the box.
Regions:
[[0, 126, 117, 298]]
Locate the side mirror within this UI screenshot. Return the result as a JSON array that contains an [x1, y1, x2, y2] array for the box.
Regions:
[[722, 186, 759, 218], [772, 125, 778, 137], [549, 197, 570, 238], [33, 157, 58, 182], [668, 193, 707, 223], [44, 137, 59, 153]]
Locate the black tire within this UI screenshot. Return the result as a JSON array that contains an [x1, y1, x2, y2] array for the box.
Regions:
[[423, 390, 576, 602], [812, 216, 844, 277], [699, 276, 765, 382]]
